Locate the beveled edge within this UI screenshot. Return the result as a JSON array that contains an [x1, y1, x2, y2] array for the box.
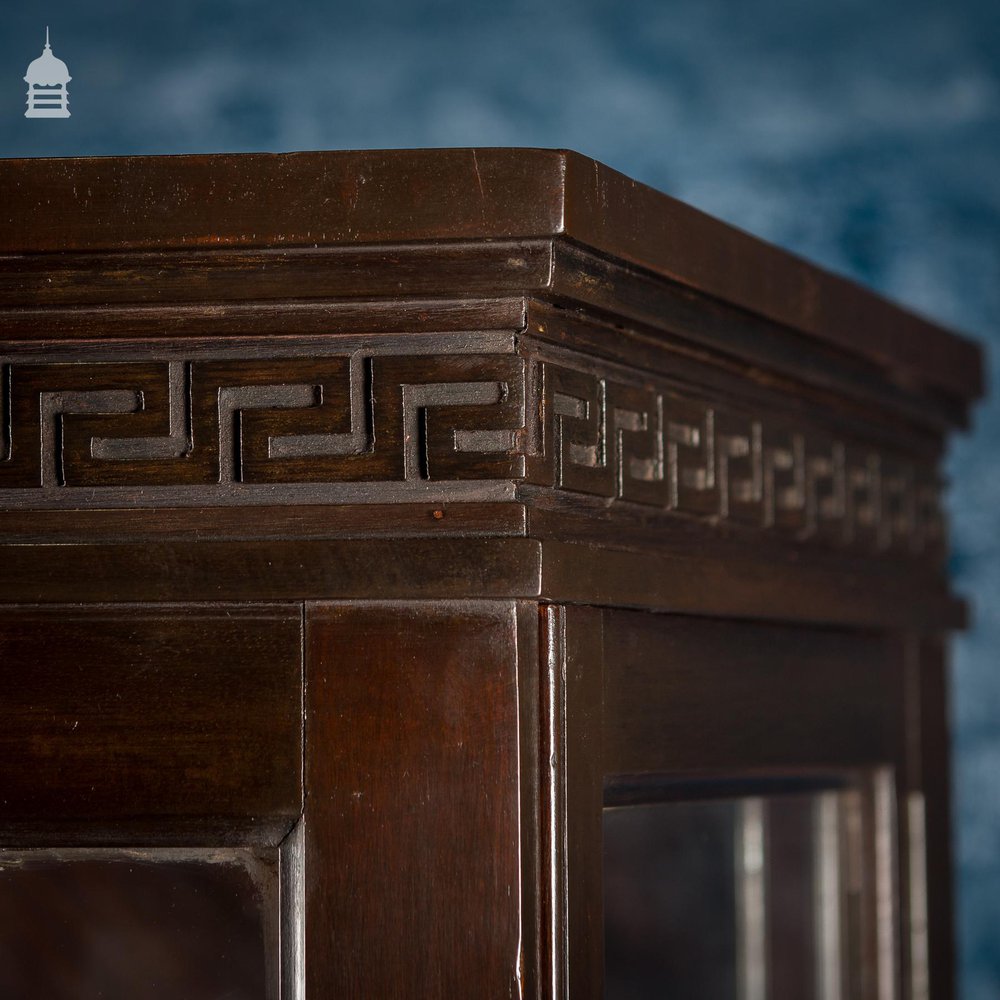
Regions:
[[0, 536, 965, 631], [0, 147, 983, 404]]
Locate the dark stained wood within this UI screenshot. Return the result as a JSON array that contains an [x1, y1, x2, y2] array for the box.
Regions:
[[601, 611, 898, 776], [0, 538, 542, 604], [891, 634, 921, 1000], [540, 605, 605, 1000], [765, 796, 820, 999], [527, 290, 965, 436], [0, 604, 302, 847], [0, 241, 551, 308], [0, 295, 527, 339], [0, 148, 977, 999], [0, 148, 980, 401], [0, 317, 956, 589], [0, 501, 526, 542], [0, 234, 968, 430], [0, 149, 565, 252], [524, 481, 947, 556], [921, 637, 956, 1000], [303, 601, 526, 998], [543, 606, 920, 1000], [0, 536, 965, 632], [539, 539, 966, 630], [513, 600, 544, 1000], [558, 150, 983, 403]]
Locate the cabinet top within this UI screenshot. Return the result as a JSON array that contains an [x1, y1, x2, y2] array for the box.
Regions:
[[0, 147, 983, 401]]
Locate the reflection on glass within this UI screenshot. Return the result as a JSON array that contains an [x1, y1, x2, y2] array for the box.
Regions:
[[604, 799, 739, 1000], [603, 792, 861, 1000], [0, 849, 275, 1000]]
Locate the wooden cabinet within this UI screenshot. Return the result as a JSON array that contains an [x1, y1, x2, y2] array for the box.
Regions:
[[0, 148, 982, 998]]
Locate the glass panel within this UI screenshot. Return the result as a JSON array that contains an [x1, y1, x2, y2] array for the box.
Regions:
[[0, 849, 276, 1000], [604, 792, 860, 1000], [604, 798, 740, 1000]]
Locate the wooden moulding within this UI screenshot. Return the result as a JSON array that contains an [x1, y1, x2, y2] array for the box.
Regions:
[[0, 148, 982, 628], [0, 149, 979, 999], [0, 537, 965, 630], [0, 148, 983, 405], [545, 606, 931, 999]]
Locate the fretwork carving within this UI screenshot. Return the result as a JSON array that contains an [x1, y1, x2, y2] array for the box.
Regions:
[[0, 349, 945, 557], [524, 361, 944, 556], [0, 355, 525, 487]]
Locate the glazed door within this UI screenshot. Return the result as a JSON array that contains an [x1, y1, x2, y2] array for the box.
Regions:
[[545, 606, 945, 1000], [0, 604, 304, 1000]]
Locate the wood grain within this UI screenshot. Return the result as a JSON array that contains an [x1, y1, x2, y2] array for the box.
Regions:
[[0, 241, 551, 308], [0, 147, 975, 998], [304, 601, 526, 998], [0, 538, 542, 604], [0, 501, 526, 543], [0, 604, 302, 846], [0, 148, 980, 403], [538, 539, 966, 630], [601, 610, 898, 776]]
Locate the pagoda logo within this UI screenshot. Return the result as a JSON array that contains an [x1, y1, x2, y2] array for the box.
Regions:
[[24, 28, 71, 119]]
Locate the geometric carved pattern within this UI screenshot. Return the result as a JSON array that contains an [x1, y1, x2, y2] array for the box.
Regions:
[[0, 349, 945, 558], [523, 360, 945, 557], [0, 354, 525, 487]]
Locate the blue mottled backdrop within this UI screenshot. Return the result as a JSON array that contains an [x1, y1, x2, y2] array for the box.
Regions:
[[1, 0, 997, 993]]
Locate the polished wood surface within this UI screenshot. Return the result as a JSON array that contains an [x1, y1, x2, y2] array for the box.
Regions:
[[0, 149, 980, 402], [0, 148, 980, 998], [0, 605, 302, 847], [304, 602, 527, 998], [602, 612, 896, 775], [546, 606, 919, 1000]]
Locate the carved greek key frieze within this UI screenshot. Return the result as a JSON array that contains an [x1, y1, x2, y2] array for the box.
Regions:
[[524, 360, 945, 556], [0, 350, 946, 558], [0, 354, 525, 488]]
